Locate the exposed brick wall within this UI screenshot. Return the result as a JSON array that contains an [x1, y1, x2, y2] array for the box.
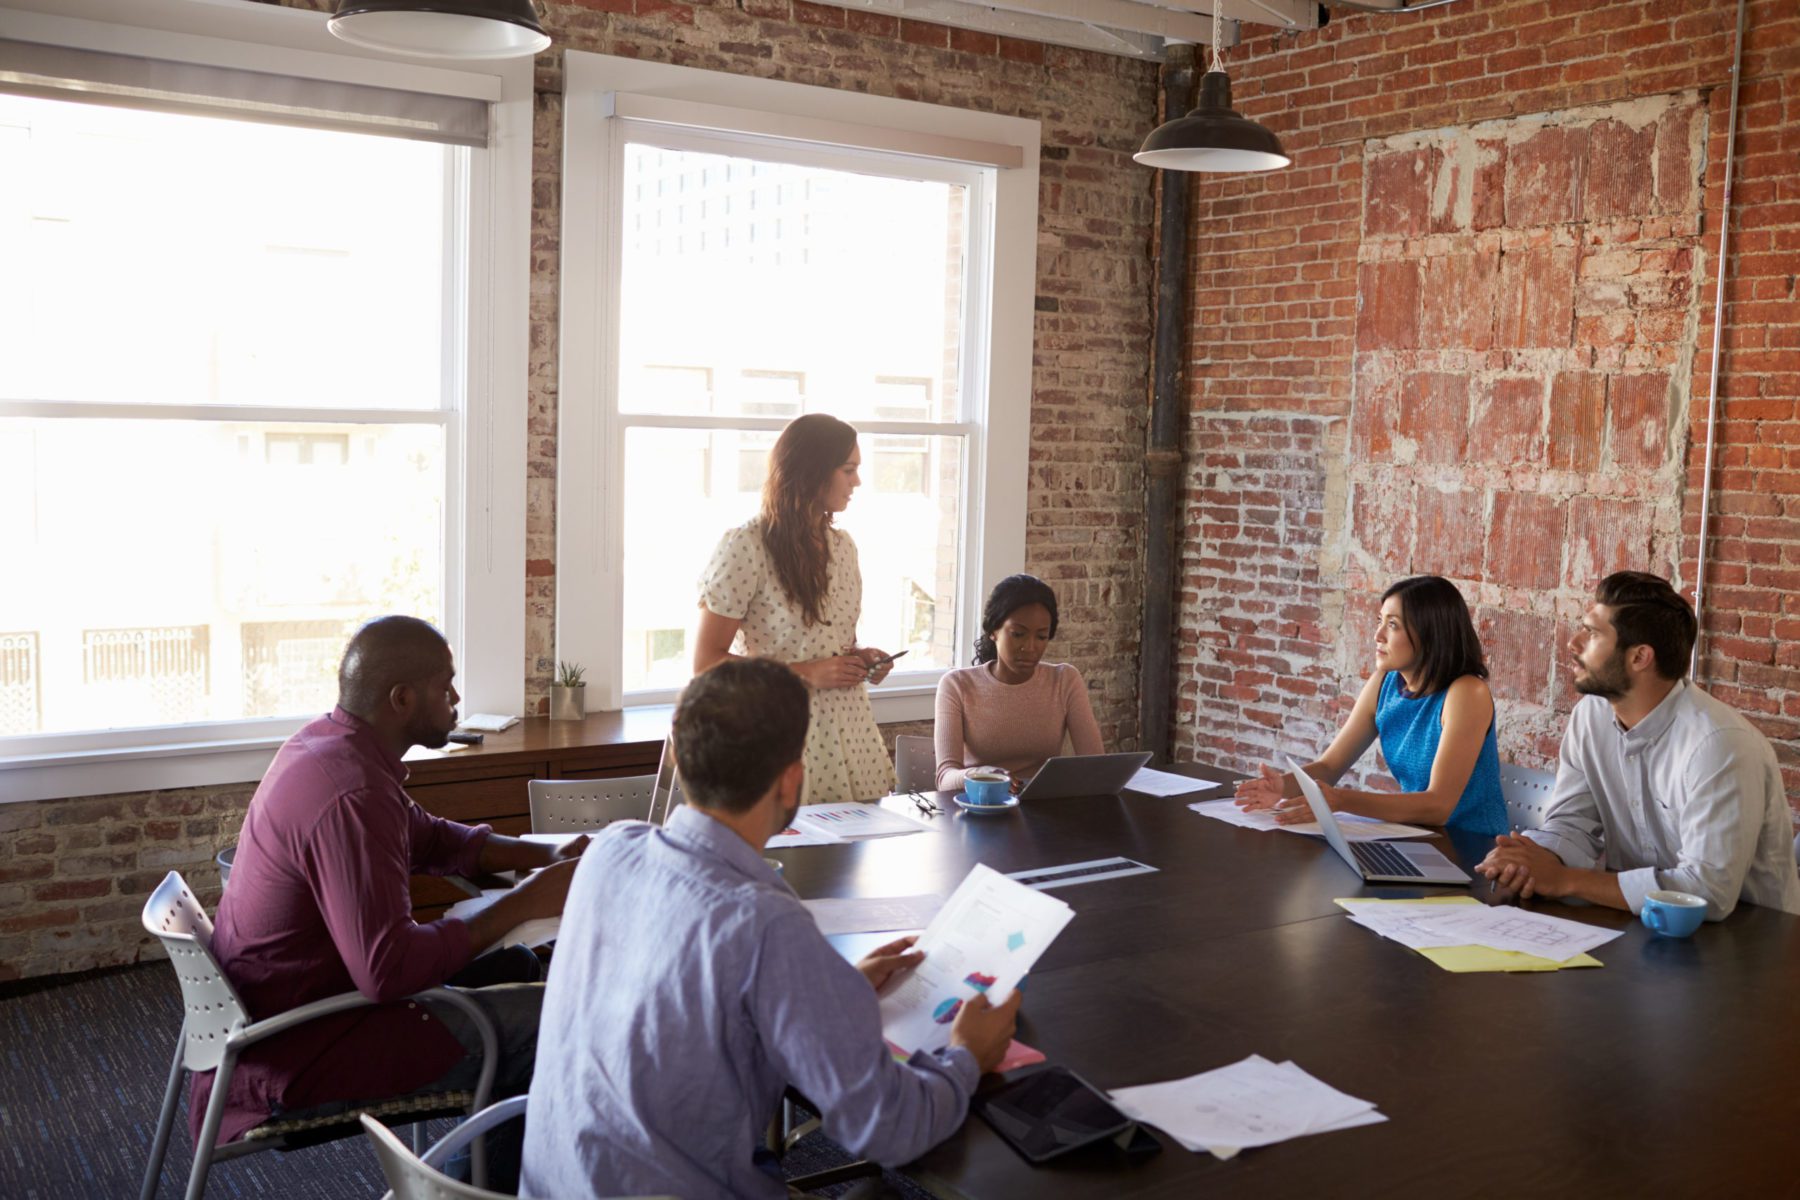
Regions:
[[1, 2, 1155, 981], [1172, 0, 1800, 814]]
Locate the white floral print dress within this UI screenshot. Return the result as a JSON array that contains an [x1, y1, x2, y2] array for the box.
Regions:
[[698, 519, 895, 804]]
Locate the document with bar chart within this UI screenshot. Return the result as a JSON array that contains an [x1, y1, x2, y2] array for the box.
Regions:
[[879, 864, 1073, 1055]]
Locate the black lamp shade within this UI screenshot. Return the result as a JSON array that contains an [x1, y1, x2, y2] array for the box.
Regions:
[[329, 0, 551, 60], [1134, 70, 1290, 173]]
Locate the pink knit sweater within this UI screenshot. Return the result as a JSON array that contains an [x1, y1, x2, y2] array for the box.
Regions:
[[932, 662, 1104, 792]]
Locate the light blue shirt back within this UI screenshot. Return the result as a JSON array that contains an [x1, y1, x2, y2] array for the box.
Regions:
[[1374, 671, 1507, 835], [521, 805, 978, 1200]]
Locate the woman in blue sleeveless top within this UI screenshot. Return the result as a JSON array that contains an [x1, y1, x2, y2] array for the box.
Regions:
[[1233, 576, 1507, 835]]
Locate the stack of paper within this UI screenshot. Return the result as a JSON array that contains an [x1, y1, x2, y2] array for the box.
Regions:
[[1334, 897, 1618, 971], [1189, 798, 1433, 841], [1109, 1055, 1385, 1159], [789, 802, 934, 842]]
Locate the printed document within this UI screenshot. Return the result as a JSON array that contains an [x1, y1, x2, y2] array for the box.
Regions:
[[1335, 898, 1622, 962], [878, 864, 1073, 1055], [1189, 798, 1433, 841], [1109, 1054, 1385, 1159], [1126, 766, 1224, 797], [791, 802, 933, 841], [804, 893, 944, 936]]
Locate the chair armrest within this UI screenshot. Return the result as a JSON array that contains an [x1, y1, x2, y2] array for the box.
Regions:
[[227, 985, 498, 1077], [419, 1095, 529, 1170]]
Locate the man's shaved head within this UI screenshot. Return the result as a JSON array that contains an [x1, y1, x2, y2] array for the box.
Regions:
[[338, 616, 451, 721]]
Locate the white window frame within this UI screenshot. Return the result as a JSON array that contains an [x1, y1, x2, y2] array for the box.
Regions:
[[0, 0, 530, 803], [556, 52, 1039, 719]]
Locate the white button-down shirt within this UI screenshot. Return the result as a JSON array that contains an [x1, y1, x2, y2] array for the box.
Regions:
[[1527, 681, 1800, 920]]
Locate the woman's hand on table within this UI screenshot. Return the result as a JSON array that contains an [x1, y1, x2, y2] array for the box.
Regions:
[[795, 654, 871, 690], [1271, 782, 1337, 825], [1232, 763, 1289, 810]]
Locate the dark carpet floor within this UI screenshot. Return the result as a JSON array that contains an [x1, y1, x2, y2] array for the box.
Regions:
[[0, 962, 929, 1199]]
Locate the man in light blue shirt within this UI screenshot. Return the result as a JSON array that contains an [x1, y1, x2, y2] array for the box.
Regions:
[[522, 657, 1020, 1200], [1479, 572, 1800, 920]]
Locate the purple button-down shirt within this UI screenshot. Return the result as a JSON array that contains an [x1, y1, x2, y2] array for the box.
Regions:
[[521, 805, 979, 1200], [192, 708, 491, 1145]]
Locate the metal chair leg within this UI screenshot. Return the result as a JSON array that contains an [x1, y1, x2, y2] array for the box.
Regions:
[[140, 1035, 187, 1200]]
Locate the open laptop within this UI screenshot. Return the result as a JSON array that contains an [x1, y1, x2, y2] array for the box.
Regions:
[[1286, 758, 1470, 886], [1017, 752, 1153, 801]]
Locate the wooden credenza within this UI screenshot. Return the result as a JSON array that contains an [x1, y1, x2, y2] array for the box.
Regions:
[[400, 706, 673, 919]]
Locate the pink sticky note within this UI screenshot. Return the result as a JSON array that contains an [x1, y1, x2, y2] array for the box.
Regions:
[[995, 1039, 1046, 1073]]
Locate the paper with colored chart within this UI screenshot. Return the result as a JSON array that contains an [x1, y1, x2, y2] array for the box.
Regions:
[[790, 802, 934, 841], [878, 863, 1073, 1056]]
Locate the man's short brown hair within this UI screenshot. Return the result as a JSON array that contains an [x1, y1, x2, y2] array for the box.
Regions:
[[672, 658, 810, 814]]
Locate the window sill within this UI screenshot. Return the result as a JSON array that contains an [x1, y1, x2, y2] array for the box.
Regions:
[[1, 733, 294, 805]]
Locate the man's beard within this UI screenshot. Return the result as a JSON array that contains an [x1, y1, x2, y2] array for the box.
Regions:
[[1573, 649, 1630, 699]]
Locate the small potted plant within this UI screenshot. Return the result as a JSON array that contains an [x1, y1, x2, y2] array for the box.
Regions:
[[550, 660, 587, 721]]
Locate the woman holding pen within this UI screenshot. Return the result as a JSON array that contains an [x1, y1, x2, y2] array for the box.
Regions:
[[1235, 575, 1508, 834], [692, 413, 897, 804]]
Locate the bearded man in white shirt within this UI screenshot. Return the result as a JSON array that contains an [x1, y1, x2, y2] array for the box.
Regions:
[[1479, 571, 1800, 920]]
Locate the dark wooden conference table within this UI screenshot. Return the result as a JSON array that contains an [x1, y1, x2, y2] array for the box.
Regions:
[[767, 765, 1800, 1199]]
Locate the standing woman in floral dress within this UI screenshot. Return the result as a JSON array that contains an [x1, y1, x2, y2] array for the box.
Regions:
[[692, 413, 897, 803]]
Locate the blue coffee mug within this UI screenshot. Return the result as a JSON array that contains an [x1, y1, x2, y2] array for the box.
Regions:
[[1640, 889, 1706, 938], [964, 769, 1011, 806]]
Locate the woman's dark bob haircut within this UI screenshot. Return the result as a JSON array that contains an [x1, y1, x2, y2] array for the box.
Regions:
[[1381, 575, 1488, 695]]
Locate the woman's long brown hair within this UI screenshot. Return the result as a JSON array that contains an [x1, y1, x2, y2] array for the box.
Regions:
[[760, 413, 857, 627]]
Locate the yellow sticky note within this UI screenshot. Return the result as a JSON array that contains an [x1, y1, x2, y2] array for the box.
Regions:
[[1418, 946, 1603, 973]]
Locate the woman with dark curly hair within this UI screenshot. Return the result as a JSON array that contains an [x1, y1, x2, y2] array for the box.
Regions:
[[692, 414, 895, 803], [932, 573, 1102, 794]]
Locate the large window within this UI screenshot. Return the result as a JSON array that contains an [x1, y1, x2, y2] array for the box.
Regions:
[[0, 98, 453, 735], [558, 54, 1040, 714], [0, 1, 530, 802]]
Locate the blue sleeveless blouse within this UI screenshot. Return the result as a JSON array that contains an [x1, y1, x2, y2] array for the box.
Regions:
[[1374, 671, 1507, 835]]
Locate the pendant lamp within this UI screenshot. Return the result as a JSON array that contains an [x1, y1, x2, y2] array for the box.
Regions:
[[328, 0, 552, 60], [1134, 7, 1289, 173]]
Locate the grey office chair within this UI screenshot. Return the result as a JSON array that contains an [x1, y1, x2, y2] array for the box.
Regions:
[[893, 735, 935, 793], [1499, 762, 1555, 831], [139, 871, 499, 1200], [527, 777, 657, 835]]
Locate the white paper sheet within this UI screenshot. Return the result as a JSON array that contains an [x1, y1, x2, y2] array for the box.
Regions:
[[791, 802, 934, 841], [1126, 767, 1224, 797], [765, 823, 843, 848], [803, 893, 945, 936], [878, 864, 1073, 1055], [1188, 798, 1433, 841], [1108, 1055, 1385, 1158], [444, 889, 560, 950], [1336, 899, 1623, 962]]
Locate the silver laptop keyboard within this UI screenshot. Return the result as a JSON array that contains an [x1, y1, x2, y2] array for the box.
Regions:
[[1350, 840, 1424, 878]]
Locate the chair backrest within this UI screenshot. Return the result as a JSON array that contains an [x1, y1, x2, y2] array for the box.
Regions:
[[362, 1110, 515, 1200], [1499, 762, 1556, 832], [646, 736, 685, 826], [894, 735, 935, 793], [216, 844, 235, 888], [141, 871, 251, 1072], [528, 777, 655, 835]]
